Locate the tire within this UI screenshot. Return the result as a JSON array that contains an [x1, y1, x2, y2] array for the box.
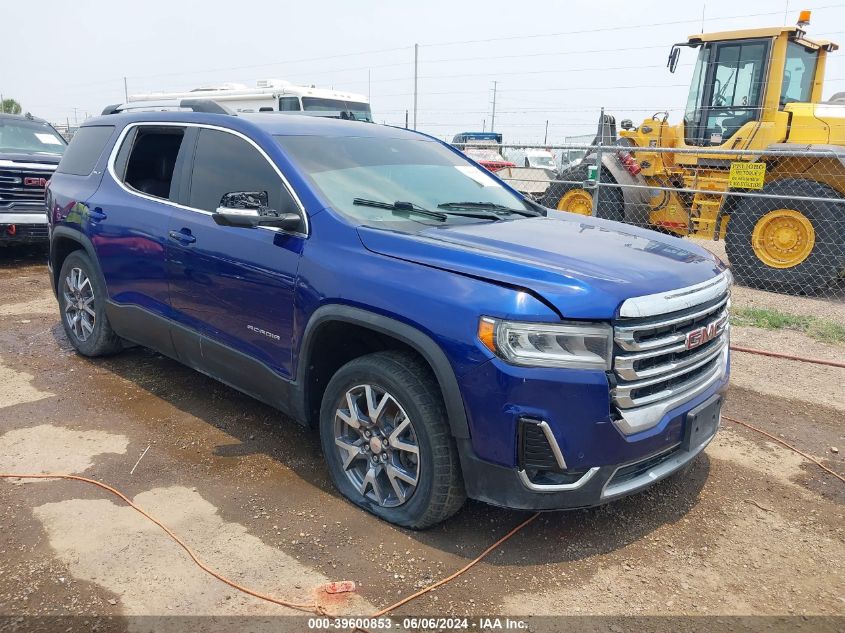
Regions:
[[725, 179, 845, 294], [57, 251, 123, 356], [319, 350, 465, 529], [541, 163, 624, 222]]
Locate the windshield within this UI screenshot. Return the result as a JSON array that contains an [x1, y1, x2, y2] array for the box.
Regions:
[[0, 120, 66, 155], [275, 135, 532, 231], [528, 155, 556, 169], [301, 97, 373, 122], [683, 39, 768, 146]]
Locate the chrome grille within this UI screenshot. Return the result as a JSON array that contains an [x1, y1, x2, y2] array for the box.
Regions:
[[611, 274, 731, 435], [0, 168, 52, 209]]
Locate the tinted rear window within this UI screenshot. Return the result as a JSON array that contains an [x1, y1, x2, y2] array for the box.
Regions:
[[56, 126, 115, 176]]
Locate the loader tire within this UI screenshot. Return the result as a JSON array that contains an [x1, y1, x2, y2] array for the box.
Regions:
[[541, 164, 624, 222], [725, 179, 845, 294]]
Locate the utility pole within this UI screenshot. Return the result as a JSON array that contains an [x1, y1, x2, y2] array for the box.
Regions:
[[123, 76, 128, 102], [490, 81, 498, 132], [413, 43, 419, 130], [544, 120, 549, 145], [405, 110, 409, 129], [482, 119, 486, 132]]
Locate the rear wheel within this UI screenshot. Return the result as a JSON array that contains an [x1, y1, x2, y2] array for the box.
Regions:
[[319, 350, 465, 529], [541, 163, 624, 221], [57, 251, 123, 356], [725, 179, 845, 294]]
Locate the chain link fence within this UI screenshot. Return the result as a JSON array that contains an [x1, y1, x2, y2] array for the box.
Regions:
[[482, 141, 845, 299]]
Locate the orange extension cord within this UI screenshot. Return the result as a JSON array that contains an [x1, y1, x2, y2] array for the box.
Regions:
[[2, 342, 843, 620], [2, 411, 841, 621], [0, 473, 327, 616], [723, 416, 845, 484], [729, 344, 845, 369], [370, 512, 540, 618]]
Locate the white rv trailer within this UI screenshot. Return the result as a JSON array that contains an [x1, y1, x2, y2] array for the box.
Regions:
[[128, 79, 373, 121]]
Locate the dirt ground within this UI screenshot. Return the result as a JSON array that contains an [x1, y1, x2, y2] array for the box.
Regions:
[[0, 246, 843, 632]]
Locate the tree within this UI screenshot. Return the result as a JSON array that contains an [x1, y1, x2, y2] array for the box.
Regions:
[[1, 99, 22, 114]]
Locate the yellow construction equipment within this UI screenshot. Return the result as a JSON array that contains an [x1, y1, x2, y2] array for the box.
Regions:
[[543, 11, 845, 293]]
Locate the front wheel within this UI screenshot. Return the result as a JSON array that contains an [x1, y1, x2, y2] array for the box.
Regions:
[[541, 163, 624, 222], [319, 350, 465, 529], [725, 179, 845, 294]]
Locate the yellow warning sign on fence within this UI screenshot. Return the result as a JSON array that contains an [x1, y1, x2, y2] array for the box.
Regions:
[[728, 162, 766, 189]]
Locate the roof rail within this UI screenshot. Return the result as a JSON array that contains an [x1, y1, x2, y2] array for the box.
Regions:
[[101, 99, 235, 116]]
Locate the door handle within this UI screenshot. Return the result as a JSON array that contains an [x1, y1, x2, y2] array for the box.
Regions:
[[89, 207, 107, 222], [168, 229, 196, 244]]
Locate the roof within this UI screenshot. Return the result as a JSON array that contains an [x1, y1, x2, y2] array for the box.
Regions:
[[687, 25, 838, 50], [0, 113, 50, 125], [83, 110, 429, 141]]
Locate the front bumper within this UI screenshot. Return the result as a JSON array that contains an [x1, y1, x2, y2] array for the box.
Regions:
[[456, 351, 728, 510], [458, 394, 721, 511], [0, 210, 48, 243]]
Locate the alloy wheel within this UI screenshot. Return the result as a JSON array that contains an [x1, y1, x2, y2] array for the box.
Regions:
[[62, 267, 96, 342], [332, 384, 420, 508]]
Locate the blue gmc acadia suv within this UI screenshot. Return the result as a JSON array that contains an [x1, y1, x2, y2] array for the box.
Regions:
[[46, 107, 730, 528]]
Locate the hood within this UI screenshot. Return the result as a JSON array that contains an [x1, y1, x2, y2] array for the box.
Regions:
[[0, 151, 62, 166], [357, 212, 727, 320]]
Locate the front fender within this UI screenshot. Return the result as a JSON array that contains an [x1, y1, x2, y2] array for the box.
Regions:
[[297, 304, 471, 439]]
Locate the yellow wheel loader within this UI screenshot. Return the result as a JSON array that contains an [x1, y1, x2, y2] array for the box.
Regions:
[[543, 12, 845, 293]]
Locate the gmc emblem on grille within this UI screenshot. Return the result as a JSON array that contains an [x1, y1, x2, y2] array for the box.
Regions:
[[685, 317, 725, 350], [23, 177, 48, 188]]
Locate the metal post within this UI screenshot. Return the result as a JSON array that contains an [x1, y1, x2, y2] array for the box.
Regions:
[[413, 44, 419, 130], [544, 120, 549, 145], [490, 81, 497, 132], [123, 77, 128, 102], [591, 107, 604, 217], [405, 110, 409, 129]]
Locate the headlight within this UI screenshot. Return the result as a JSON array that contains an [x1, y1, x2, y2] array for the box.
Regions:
[[478, 317, 613, 370]]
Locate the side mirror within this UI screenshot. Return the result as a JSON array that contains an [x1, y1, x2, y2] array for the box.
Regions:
[[212, 191, 303, 231], [667, 46, 681, 74]]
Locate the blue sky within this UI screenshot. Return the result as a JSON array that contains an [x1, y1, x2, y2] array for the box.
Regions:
[[4, 0, 844, 142]]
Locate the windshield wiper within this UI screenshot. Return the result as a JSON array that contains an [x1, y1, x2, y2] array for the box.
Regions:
[[353, 198, 447, 221], [437, 201, 542, 217]]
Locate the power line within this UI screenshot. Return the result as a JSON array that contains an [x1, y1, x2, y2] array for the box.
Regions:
[[420, 2, 845, 48], [125, 45, 413, 82]]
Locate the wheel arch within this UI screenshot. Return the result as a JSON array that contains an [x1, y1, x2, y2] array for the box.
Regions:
[[50, 227, 105, 296], [763, 144, 845, 197], [297, 305, 470, 440]]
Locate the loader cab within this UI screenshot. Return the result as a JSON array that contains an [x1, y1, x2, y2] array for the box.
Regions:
[[674, 23, 832, 147]]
